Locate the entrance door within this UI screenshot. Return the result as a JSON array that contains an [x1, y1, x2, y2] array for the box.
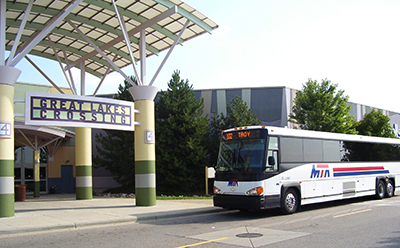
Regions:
[[61, 165, 74, 193]]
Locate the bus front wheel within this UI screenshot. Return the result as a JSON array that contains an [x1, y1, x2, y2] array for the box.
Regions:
[[281, 188, 299, 214]]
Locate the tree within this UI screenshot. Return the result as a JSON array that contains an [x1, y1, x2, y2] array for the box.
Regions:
[[356, 109, 397, 138], [288, 79, 357, 134], [93, 78, 135, 191], [208, 95, 261, 166], [155, 70, 209, 195]]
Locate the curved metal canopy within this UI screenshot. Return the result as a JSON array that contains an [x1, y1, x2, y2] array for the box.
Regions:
[[14, 122, 75, 152], [4, 0, 218, 79]]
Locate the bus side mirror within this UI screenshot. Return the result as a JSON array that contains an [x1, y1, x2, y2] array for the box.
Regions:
[[268, 156, 275, 166]]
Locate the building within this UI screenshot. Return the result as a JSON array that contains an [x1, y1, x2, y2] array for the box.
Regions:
[[193, 87, 400, 135]]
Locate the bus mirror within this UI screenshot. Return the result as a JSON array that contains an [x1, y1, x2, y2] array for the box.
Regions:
[[268, 156, 275, 166]]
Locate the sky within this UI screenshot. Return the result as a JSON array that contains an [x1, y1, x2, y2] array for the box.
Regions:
[[12, 0, 400, 113]]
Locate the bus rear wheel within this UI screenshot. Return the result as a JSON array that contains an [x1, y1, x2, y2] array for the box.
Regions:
[[376, 180, 385, 199], [281, 188, 299, 214], [386, 179, 394, 198]]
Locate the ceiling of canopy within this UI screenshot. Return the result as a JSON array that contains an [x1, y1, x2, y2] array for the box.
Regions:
[[4, 0, 218, 78]]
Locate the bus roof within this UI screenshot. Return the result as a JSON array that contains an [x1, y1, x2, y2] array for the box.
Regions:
[[223, 126, 400, 145]]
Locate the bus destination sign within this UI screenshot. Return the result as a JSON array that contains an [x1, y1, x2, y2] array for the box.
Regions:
[[25, 92, 137, 131], [222, 130, 261, 140]]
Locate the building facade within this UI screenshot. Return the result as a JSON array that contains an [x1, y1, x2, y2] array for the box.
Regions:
[[194, 86, 400, 136]]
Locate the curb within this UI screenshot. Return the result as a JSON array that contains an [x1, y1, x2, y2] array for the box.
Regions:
[[0, 207, 226, 237]]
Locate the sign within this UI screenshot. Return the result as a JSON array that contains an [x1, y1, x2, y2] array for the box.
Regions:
[[0, 122, 11, 138], [222, 130, 262, 141], [145, 130, 154, 143], [25, 92, 137, 131]]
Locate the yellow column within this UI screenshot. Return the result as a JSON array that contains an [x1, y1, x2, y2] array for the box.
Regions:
[[75, 127, 92, 200], [129, 85, 158, 206], [134, 100, 156, 206], [33, 150, 40, 198], [0, 66, 21, 217]]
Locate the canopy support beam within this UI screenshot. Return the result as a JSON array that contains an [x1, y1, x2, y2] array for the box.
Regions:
[[67, 6, 178, 69], [150, 19, 190, 86], [8, 0, 84, 67], [65, 18, 136, 87]]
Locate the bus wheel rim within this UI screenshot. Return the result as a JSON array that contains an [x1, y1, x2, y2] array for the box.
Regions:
[[285, 193, 296, 210]]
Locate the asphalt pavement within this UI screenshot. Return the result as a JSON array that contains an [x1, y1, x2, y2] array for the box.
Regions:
[[0, 194, 221, 236]]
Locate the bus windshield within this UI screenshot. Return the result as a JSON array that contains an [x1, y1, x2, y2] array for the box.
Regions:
[[216, 138, 266, 172]]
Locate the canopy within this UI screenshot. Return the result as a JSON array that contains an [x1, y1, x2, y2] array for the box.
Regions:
[[4, 0, 218, 79]]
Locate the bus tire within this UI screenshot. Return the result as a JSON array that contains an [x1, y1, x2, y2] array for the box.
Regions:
[[376, 180, 386, 199], [281, 188, 299, 214], [385, 179, 394, 198]]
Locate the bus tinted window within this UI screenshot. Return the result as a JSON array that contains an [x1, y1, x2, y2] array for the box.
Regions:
[[280, 137, 303, 163], [342, 142, 400, 162], [322, 140, 340, 162], [280, 137, 341, 163], [304, 139, 323, 162]]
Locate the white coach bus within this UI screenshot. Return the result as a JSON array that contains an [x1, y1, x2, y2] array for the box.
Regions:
[[213, 126, 400, 214]]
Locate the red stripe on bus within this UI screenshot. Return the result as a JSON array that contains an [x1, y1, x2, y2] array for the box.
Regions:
[[333, 166, 385, 172]]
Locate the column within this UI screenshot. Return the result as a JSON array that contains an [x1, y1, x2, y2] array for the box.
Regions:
[[75, 127, 93, 200], [129, 85, 158, 206], [33, 150, 40, 198], [0, 66, 21, 217]]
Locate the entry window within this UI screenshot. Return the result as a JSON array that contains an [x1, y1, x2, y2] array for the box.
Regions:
[[14, 168, 22, 185], [40, 167, 46, 179], [25, 167, 33, 179]]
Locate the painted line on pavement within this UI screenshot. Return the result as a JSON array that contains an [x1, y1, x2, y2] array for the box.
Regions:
[[333, 209, 372, 218], [175, 237, 228, 248]]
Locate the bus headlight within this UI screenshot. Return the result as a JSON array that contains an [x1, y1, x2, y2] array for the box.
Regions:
[[246, 186, 263, 196], [214, 186, 222, 194]]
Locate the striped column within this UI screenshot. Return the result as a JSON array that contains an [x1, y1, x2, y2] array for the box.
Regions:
[[0, 66, 21, 218], [129, 85, 158, 206], [75, 127, 93, 200], [135, 100, 156, 206], [33, 150, 40, 198]]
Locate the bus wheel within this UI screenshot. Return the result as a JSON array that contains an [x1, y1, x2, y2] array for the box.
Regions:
[[376, 180, 386, 199], [281, 189, 299, 214], [385, 180, 394, 198]]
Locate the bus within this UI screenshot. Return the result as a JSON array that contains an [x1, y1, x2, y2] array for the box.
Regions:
[[213, 126, 400, 214]]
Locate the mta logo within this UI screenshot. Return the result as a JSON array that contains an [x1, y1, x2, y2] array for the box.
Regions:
[[310, 164, 330, 178], [228, 179, 239, 186]]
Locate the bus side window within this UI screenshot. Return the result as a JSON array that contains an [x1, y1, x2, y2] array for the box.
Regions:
[[266, 137, 278, 171]]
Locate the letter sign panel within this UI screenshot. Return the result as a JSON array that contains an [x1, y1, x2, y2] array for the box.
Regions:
[[25, 92, 137, 131]]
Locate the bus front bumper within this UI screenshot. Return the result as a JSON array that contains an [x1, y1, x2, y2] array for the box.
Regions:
[[213, 194, 280, 210]]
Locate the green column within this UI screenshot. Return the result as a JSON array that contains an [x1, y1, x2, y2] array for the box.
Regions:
[[0, 66, 21, 218], [129, 85, 159, 206], [75, 127, 93, 200]]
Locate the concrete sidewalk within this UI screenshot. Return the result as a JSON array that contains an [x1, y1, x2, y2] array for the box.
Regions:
[[0, 194, 221, 236]]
